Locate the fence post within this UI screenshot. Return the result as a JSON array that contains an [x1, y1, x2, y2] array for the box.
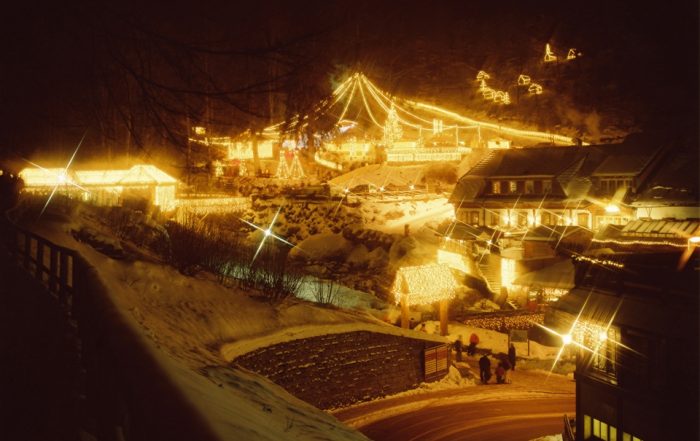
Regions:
[[59, 252, 69, 307], [50, 247, 59, 294], [24, 233, 31, 269], [35, 238, 44, 281]]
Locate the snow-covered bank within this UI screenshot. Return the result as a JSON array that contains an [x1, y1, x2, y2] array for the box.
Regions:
[[18, 212, 378, 440]]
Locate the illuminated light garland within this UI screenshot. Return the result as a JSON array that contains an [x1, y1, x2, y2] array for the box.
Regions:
[[517, 75, 531, 86], [572, 255, 625, 269], [392, 263, 458, 306], [476, 71, 490, 81], [566, 49, 579, 60], [335, 79, 358, 123], [479, 79, 488, 91], [383, 105, 404, 147], [264, 73, 581, 148], [544, 43, 558, 62], [528, 83, 543, 95], [591, 238, 689, 249], [482, 88, 495, 100]]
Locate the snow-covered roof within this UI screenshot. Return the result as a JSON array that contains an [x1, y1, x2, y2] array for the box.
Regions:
[[512, 259, 575, 289], [20, 165, 178, 188], [392, 264, 457, 306], [19, 167, 73, 186]]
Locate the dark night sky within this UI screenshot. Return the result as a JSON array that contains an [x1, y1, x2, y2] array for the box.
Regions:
[[0, 0, 697, 161]]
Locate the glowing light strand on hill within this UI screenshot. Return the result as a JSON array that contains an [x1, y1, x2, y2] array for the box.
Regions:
[[544, 43, 558, 62], [572, 255, 625, 269]]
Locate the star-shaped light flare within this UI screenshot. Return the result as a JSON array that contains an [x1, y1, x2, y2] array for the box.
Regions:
[[28, 132, 89, 220], [240, 207, 294, 263]]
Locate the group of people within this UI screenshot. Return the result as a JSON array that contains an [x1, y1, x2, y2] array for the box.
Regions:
[[478, 344, 517, 384]]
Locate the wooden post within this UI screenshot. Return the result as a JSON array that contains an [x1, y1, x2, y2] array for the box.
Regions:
[[24, 233, 31, 269], [439, 299, 449, 336], [401, 295, 409, 329], [49, 247, 58, 294], [59, 252, 69, 306], [35, 239, 44, 281]]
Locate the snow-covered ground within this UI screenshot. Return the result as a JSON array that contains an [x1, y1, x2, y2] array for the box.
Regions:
[[17, 198, 571, 440]]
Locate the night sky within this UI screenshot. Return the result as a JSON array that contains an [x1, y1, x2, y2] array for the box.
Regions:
[[1, 1, 697, 160]]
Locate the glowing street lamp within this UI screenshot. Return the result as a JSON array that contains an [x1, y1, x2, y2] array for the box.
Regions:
[[562, 333, 573, 345]]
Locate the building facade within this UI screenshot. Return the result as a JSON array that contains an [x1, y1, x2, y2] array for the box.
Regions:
[[553, 252, 698, 441]]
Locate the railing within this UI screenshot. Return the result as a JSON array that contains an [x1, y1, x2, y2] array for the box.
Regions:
[[13, 228, 77, 313], [562, 413, 575, 441], [4, 222, 221, 441]]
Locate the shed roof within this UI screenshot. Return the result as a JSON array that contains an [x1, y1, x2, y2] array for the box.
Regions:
[[392, 264, 457, 306]]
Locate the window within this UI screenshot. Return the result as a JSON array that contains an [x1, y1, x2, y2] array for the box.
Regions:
[[541, 212, 552, 226], [525, 180, 534, 194], [509, 181, 517, 193], [584, 415, 619, 441], [542, 180, 552, 193], [469, 211, 480, 225], [577, 212, 590, 228], [534, 180, 543, 193], [492, 181, 501, 194]]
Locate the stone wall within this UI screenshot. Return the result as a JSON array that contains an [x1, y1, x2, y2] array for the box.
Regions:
[[234, 331, 446, 409]]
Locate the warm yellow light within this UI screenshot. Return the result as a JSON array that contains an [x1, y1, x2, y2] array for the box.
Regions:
[[573, 255, 625, 269], [56, 171, 67, 184], [193, 126, 206, 135], [544, 43, 558, 62], [562, 334, 572, 345], [528, 83, 543, 95], [598, 330, 608, 342], [517, 75, 531, 86], [605, 204, 620, 214], [566, 49, 579, 60], [689, 236, 700, 244], [476, 70, 490, 81], [392, 263, 458, 306]]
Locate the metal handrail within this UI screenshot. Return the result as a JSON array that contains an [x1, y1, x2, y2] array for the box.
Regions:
[[563, 413, 575, 441]]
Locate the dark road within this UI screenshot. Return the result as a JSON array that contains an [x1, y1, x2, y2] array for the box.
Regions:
[[359, 396, 573, 441], [334, 361, 575, 441]]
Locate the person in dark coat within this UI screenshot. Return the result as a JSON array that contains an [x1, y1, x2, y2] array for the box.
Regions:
[[454, 335, 463, 362], [478, 354, 491, 384], [508, 343, 517, 371]]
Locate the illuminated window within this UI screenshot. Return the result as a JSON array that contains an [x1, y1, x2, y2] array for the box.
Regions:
[[525, 180, 534, 194], [584, 415, 591, 439], [509, 181, 517, 193], [470, 211, 480, 225], [577, 212, 590, 228], [586, 417, 618, 441], [492, 181, 501, 194]]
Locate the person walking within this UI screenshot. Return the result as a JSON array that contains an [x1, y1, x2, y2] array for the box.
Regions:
[[508, 343, 517, 371], [454, 335, 463, 362], [478, 354, 491, 384], [467, 332, 479, 356]]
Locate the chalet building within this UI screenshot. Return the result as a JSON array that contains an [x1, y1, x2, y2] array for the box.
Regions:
[[449, 137, 668, 233], [552, 251, 698, 441], [19, 164, 179, 210]]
